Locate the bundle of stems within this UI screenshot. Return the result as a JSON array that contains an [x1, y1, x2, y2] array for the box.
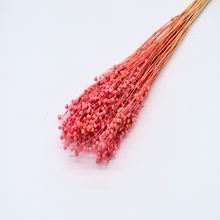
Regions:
[[58, 0, 210, 163]]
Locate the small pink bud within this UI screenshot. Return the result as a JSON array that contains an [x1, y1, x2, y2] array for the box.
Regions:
[[96, 158, 101, 164], [66, 133, 70, 139]]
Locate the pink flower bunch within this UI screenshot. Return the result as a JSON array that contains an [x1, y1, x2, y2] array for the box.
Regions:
[[58, 37, 157, 163], [58, 60, 151, 163], [58, 0, 210, 163]]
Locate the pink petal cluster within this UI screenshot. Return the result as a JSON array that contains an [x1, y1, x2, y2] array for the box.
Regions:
[[58, 36, 158, 163]]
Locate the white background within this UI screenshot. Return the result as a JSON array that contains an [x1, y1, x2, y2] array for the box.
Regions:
[[0, 0, 219, 219]]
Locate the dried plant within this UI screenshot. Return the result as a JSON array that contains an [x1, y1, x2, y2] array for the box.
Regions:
[[58, 0, 210, 163]]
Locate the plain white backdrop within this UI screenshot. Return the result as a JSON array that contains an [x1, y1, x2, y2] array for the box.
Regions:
[[0, 0, 219, 219]]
